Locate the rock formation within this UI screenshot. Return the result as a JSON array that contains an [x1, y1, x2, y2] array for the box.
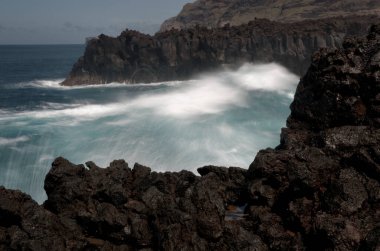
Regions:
[[62, 16, 379, 86], [160, 0, 380, 31], [1, 25, 380, 251]]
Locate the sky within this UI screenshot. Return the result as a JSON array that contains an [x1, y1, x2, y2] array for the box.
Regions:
[[0, 0, 192, 44]]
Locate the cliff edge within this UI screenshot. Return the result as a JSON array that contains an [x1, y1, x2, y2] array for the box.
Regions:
[[1, 25, 380, 250], [61, 16, 378, 86]]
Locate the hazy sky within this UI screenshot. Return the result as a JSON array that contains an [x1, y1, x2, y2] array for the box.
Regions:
[[0, 0, 192, 44]]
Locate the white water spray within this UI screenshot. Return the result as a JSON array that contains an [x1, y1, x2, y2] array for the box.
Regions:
[[0, 63, 299, 203]]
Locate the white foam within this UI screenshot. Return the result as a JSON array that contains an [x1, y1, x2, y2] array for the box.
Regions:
[[127, 76, 245, 118], [21, 63, 298, 93], [11, 79, 64, 89], [9, 63, 299, 122], [124, 63, 298, 118], [225, 63, 299, 95], [34, 79, 65, 88], [27, 79, 186, 90], [23, 103, 127, 120], [39, 102, 81, 110], [0, 136, 30, 146], [12, 80, 233, 121], [0, 63, 299, 204]]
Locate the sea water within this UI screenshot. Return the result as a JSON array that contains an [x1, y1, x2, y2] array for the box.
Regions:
[[0, 45, 299, 203]]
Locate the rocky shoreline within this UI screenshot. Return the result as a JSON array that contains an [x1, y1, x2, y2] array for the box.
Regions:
[[1, 25, 379, 250], [61, 16, 379, 86]]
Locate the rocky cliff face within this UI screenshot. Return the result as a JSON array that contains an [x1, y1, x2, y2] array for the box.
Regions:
[[62, 16, 378, 86], [160, 0, 380, 31], [1, 25, 379, 250]]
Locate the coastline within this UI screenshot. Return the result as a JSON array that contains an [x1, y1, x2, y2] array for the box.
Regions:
[[1, 25, 379, 250]]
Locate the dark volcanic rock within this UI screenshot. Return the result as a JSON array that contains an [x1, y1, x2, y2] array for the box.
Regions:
[[43, 158, 257, 250], [61, 16, 380, 86], [1, 25, 380, 251], [0, 187, 86, 250], [247, 24, 380, 250]]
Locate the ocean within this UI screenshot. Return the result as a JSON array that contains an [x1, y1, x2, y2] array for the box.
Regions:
[[0, 45, 299, 203]]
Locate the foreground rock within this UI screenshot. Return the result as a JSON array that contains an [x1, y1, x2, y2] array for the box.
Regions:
[[62, 16, 379, 86], [1, 25, 380, 250], [160, 0, 380, 31], [247, 24, 380, 250]]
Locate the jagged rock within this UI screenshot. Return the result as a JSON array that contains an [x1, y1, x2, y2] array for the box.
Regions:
[[246, 24, 380, 250], [0, 187, 86, 250], [1, 24, 380, 251], [61, 16, 380, 86]]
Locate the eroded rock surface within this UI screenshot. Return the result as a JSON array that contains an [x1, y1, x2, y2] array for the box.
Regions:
[[62, 16, 379, 86], [1, 25, 380, 251]]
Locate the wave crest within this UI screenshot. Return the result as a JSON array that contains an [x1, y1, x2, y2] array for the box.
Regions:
[[11, 63, 299, 121]]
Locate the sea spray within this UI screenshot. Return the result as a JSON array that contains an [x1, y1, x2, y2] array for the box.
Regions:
[[0, 63, 299, 203]]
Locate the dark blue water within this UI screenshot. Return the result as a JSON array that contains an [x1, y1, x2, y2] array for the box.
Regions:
[[0, 45, 84, 110], [0, 45, 298, 203], [0, 45, 83, 83]]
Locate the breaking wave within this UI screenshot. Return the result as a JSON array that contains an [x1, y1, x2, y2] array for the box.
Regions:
[[0, 63, 299, 203], [12, 63, 298, 121]]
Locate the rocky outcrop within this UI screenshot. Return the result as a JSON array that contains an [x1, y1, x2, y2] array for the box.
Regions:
[[1, 25, 380, 250], [160, 0, 380, 31], [246, 24, 380, 250], [62, 16, 379, 85]]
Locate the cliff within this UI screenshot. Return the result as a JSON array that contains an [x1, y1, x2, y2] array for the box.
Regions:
[[1, 25, 379, 250], [62, 16, 379, 86], [160, 0, 380, 31]]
